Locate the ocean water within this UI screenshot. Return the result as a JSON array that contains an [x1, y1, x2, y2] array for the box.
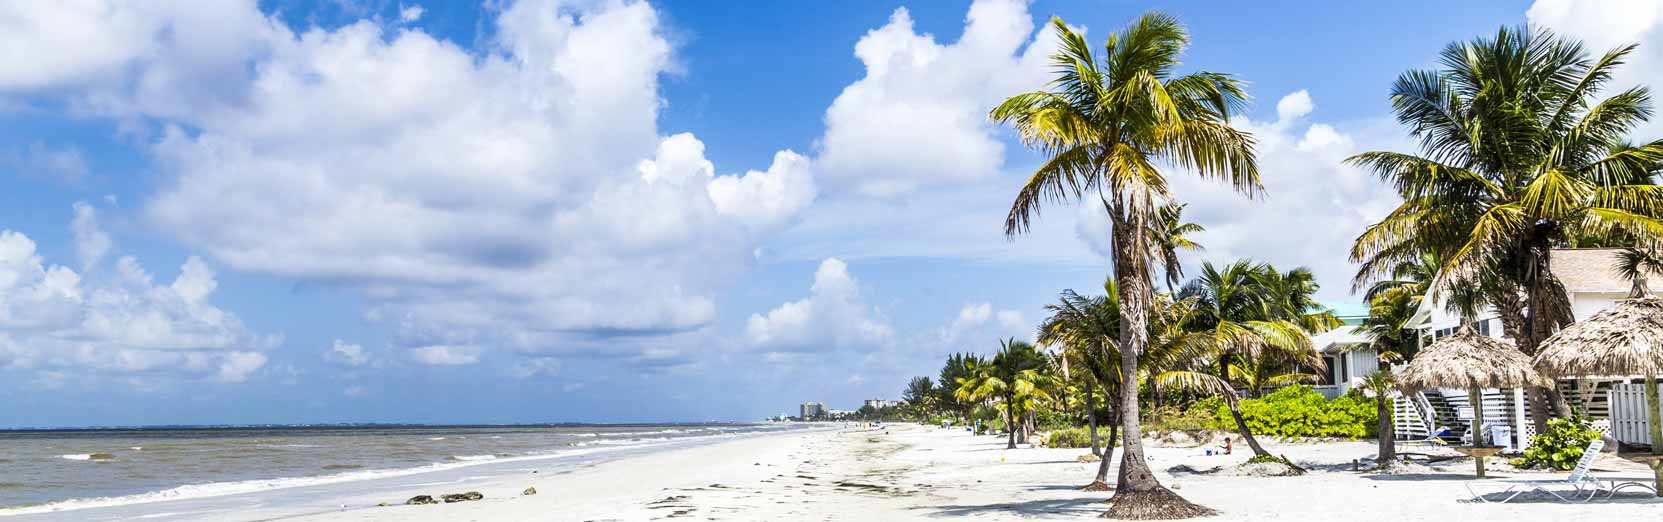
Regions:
[[0, 423, 800, 515]]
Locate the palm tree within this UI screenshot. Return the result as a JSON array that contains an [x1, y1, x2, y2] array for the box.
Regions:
[[994, 13, 1260, 515], [1360, 252, 1439, 303], [1149, 203, 1205, 292], [1358, 369, 1398, 468], [937, 353, 985, 425], [1616, 245, 1663, 296], [1349, 26, 1663, 431], [1039, 281, 1124, 491], [1174, 260, 1323, 456], [956, 339, 1051, 449], [1256, 265, 1342, 333], [1227, 352, 1320, 394], [1361, 289, 1420, 363], [903, 376, 936, 419]]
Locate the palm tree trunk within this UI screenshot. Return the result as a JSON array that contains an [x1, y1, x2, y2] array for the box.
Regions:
[[1376, 393, 1395, 468], [1087, 388, 1101, 457], [1103, 206, 1212, 519], [1083, 406, 1119, 492], [1645, 375, 1662, 496], [1491, 293, 1558, 435], [1222, 392, 1270, 456], [1005, 391, 1018, 449], [1524, 247, 1575, 425]]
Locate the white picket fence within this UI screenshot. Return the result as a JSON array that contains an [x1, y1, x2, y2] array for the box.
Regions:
[[1608, 383, 1663, 446]]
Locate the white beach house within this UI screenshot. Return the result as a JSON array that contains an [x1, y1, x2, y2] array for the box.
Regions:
[[1401, 248, 1662, 448], [1307, 310, 1380, 399]]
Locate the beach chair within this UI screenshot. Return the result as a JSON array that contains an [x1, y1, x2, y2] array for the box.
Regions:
[[1465, 439, 1606, 503], [1407, 426, 1451, 447]]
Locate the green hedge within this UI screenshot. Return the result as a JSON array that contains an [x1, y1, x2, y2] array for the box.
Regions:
[[1209, 385, 1377, 438]]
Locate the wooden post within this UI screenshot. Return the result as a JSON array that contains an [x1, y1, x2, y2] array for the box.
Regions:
[[1470, 388, 1488, 478]]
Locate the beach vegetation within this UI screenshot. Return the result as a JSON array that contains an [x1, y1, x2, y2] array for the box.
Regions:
[[1212, 385, 1376, 439], [1358, 369, 1398, 467], [955, 339, 1053, 449], [1511, 416, 1602, 470], [994, 10, 1261, 516]]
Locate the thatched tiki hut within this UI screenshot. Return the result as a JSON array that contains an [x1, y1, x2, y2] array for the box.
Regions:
[[1536, 296, 1663, 496], [1399, 326, 1549, 477]]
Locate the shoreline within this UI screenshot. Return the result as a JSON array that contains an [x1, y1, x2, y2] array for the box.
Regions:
[[0, 426, 830, 521], [11, 424, 1663, 521]]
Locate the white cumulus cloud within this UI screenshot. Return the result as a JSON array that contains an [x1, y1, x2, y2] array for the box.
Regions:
[[747, 258, 893, 351], [0, 204, 279, 384], [815, 0, 1054, 197], [0, 1, 818, 361]]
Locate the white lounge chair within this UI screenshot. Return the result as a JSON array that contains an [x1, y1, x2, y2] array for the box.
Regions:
[[1407, 426, 1451, 447], [1466, 439, 1606, 503]]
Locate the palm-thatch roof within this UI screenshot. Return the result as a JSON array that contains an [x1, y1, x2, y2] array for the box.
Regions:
[[1535, 297, 1663, 378], [1399, 327, 1548, 393]]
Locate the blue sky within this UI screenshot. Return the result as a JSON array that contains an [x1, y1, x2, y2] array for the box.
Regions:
[[0, 0, 1653, 426]]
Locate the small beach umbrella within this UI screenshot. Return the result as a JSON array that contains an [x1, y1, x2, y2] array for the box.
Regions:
[[1536, 295, 1663, 496], [1399, 325, 1548, 477]]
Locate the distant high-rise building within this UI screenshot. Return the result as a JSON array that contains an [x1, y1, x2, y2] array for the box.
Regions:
[[863, 399, 895, 409], [799, 402, 825, 420]]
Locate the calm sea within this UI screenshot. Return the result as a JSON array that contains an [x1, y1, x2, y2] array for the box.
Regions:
[[0, 423, 800, 514]]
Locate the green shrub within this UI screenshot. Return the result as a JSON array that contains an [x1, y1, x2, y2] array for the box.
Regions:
[[1213, 385, 1377, 438], [1245, 453, 1290, 465], [1144, 402, 1223, 433], [1035, 406, 1076, 431], [1042, 426, 1093, 448], [1511, 417, 1601, 470]]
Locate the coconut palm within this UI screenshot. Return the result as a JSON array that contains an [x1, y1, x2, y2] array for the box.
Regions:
[[1360, 252, 1439, 303], [1349, 26, 1663, 431], [1616, 245, 1663, 295], [1358, 369, 1398, 468], [994, 12, 1260, 515], [1361, 289, 1420, 363], [1174, 260, 1324, 456], [1257, 266, 1343, 333], [1039, 281, 1125, 491], [1149, 203, 1205, 292], [956, 339, 1051, 449]]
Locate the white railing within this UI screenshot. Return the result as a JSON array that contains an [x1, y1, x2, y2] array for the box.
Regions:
[[1608, 383, 1662, 446]]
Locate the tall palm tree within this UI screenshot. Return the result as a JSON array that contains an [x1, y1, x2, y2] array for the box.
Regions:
[[1349, 26, 1663, 431], [956, 339, 1051, 449], [1149, 203, 1205, 292], [994, 12, 1260, 516]]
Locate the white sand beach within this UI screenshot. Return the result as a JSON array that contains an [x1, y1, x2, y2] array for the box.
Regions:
[[25, 424, 1662, 521]]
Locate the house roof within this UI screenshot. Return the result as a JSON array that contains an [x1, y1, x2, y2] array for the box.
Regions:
[[1550, 248, 1661, 294], [1310, 325, 1372, 351], [1407, 248, 1661, 328]]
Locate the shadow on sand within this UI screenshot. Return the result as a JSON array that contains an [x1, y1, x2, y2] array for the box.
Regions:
[[910, 497, 1105, 518]]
